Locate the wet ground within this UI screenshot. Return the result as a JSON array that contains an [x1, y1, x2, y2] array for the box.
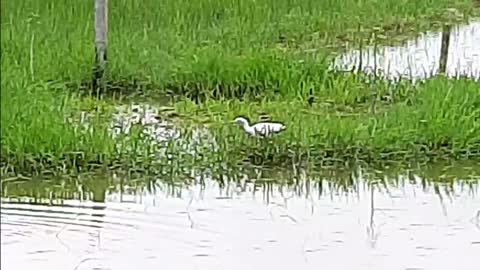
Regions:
[[3, 19, 480, 270], [333, 20, 480, 81]]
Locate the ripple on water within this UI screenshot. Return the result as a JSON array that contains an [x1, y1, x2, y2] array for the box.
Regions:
[[2, 170, 480, 270]]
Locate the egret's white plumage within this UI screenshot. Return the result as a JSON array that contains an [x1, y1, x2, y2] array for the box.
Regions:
[[233, 117, 286, 137]]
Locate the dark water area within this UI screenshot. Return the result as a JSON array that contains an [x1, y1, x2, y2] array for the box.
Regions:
[[2, 164, 480, 270]]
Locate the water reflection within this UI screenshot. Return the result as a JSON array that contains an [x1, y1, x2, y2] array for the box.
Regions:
[[71, 103, 217, 161], [332, 20, 480, 82], [2, 166, 480, 270]]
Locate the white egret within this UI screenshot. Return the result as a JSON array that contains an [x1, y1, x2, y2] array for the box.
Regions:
[[233, 117, 286, 137]]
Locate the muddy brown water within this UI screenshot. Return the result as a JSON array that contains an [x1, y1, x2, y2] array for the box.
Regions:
[[2, 168, 480, 270]]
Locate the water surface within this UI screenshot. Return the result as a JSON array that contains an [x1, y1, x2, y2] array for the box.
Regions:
[[333, 20, 480, 81], [2, 168, 480, 270]]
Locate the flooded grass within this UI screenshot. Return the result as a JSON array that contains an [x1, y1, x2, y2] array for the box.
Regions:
[[2, 0, 480, 176], [334, 19, 480, 81], [175, 76, 480, 165], [3, 3, 480, 268], [3, 160, 480, 204]]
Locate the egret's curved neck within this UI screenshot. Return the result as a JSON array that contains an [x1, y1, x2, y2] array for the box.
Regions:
[[241, 121, 251, 129], [241, 121, 256, 135]]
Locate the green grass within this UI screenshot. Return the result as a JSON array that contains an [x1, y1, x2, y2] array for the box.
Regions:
[[2, 0, 476, 87], [1, 0, 480, 176], [176, 77, 480, 166], [0, 81, 117, 174]]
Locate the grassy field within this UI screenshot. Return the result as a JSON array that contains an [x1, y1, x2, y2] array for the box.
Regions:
[[176, 77, 480, 166], [1, 0, 479, 176]]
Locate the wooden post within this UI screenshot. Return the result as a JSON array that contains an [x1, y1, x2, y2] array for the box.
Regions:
[[93, 0, 108, 92], [439, 24, 451, 76]]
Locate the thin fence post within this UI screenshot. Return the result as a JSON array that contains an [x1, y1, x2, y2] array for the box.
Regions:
[[93, 0, 108, 93], [439, 24, 451, 76]]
